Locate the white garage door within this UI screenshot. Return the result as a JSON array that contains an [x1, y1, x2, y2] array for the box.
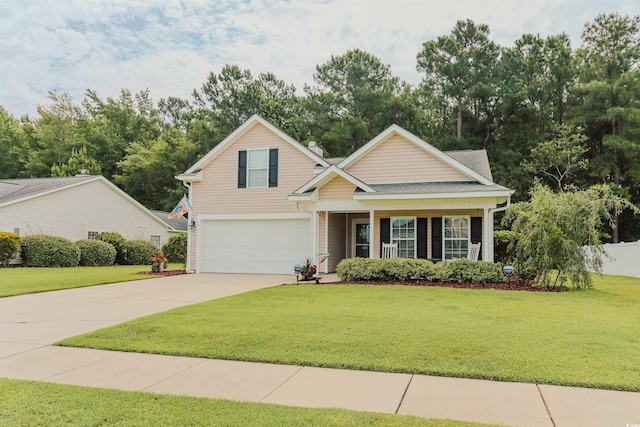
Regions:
[[200, 218, 312, 274]]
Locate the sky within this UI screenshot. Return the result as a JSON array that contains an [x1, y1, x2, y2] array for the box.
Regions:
[[0, 0, 637, 118]]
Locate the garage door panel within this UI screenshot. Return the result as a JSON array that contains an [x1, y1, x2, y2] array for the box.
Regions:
[[201, 219, 311, 274]]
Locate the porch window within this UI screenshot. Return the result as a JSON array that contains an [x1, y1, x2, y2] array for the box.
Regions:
[[443, 216, 470, 260], [391, 217, 416, 258]]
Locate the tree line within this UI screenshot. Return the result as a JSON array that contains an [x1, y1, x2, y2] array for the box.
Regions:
[[1, 13, 638, 241]]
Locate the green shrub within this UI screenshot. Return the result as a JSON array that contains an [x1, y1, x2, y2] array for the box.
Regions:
[[336, 257, 503, 283], [122, 240, 161, 265], [0, 232, 22, 266], [162, 232, 187, 264], [76, 239, 116, 266], [96, 232, 127, 265], [21, 235, 80, 267], [494, 230, 522, 264], [445, 259, 504, 283]]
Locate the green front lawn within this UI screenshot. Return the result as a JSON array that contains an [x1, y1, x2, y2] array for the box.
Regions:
[[0, 379, 493, 427], [58, 274, 640, 392], [0, 265, 183, 298]]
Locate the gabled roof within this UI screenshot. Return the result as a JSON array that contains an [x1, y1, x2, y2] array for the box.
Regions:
[[0, 176, 172, 230], [338, 125, 494, 186], [182, 115, 330, 176], [291, 165, 376, 196], [446, 150, 493, 181], [355, 182, 512, 200]]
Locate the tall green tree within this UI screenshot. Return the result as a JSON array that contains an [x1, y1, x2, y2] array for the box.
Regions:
[[304, 49, 402, 156], [571, 13, 640, 242], [0, 107, 25, 178], [417, 19, 501, 140]]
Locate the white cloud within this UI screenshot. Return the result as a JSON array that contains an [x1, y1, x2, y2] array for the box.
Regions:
[[0, 0, 637, 117]]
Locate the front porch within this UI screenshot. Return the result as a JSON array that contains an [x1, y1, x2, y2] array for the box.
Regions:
[[314, 208, 496, 273]]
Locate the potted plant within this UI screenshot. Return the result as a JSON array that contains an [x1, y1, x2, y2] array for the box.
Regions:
[[151, 253, 169, 272], [299, 258, 317, 280]]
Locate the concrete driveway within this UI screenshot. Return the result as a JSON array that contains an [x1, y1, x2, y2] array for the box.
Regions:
[[0, 273, 294, 351]]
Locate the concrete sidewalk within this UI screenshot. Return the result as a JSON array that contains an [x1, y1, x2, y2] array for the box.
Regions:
[[1, 274, 639, 427]]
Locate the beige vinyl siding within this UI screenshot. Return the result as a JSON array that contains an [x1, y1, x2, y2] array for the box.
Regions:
[[372, 209, 483, 259], [191, 123, 317, 215], [318, 176, 356, 200], [326, 212, 346, 272], [347, 135, 470, 184], [0, 180, 171, 245]]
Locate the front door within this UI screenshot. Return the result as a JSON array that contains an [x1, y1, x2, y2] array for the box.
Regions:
[[352, 220, 370, 258]]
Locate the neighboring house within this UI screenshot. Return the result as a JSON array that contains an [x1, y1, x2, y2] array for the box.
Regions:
[[0, 174, 182, 247], [177, 115, 514, 274]]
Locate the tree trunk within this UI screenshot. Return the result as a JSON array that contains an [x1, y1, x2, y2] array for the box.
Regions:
[[457, 97, 462, 139]]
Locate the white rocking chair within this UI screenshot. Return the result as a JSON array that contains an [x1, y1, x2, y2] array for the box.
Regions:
[[467, 242, 481, 261], [382, 242, 398, 259]]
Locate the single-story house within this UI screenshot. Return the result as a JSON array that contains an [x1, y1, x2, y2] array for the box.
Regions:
[[177, 115, 514, 274], [0, 174, 183, 246]]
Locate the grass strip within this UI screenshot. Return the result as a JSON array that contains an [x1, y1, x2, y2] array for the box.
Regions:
[[58, 274, 640, 392], [0, 265, 183, 297], [0, 378, 495, 427]]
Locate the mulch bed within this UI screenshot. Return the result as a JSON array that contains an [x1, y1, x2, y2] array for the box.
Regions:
[[324, 279, 568, 292], [137, 270, 188, 277]]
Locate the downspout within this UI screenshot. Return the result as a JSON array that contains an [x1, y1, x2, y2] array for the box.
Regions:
[[182, 180, 194, 274], [487, 194, 513, 263]]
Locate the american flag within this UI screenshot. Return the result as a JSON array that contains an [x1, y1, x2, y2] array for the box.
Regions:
[[168, 196, 192, 219]]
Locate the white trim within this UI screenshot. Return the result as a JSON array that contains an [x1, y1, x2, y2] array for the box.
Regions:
[[291, 165, 376, 195], [338, 125, 494, 185], [351, 218, 370, 258], [184, 115, 329, 174], [354, 190, 513, 201], [369, 210, 375, 258], [288, 188, 319, 202], [175, 171, 202, 182], [198, 213, 312, 221], [246, 147, 270, 189], [442, 215, 471, 261], [324, 211, 329, 274], [391, 216, 418, 259]]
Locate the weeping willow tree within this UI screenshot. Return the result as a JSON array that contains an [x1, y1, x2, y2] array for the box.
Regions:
[[502, 182, 639, 288]]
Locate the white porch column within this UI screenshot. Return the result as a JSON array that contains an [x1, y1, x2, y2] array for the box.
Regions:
[[369, 209, 375, 258], [484, 207, 493, 262], [324, 211, 329, 274], [311, 210, 318, 268]]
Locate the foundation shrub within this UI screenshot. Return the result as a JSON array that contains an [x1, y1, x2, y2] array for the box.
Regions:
[[76, 239, 116, 266], [0, 232, 22, 266], [336, 257, 503, 283], [21, 235, 80, 267], [122, 240, 161, 265]]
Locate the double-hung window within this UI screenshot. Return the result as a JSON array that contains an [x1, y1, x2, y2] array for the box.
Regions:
[[247, 148, 269, 188], [391, 217, 416, 258], [443, 216, 469, 260], [238, 148, 278, 188]]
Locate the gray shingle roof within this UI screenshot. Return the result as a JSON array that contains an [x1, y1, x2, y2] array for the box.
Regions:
[[150, 210, 188, 232], [445, 150, 493, 181], [366, 181, 510, 195], [0, 176, 95, 205]]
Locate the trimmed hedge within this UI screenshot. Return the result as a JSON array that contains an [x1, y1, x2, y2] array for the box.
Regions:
[[122, 239, 161, 265], [336, 257, 503, 283], [21, 234, 80, 267], [96, 232, 127, 265], [0, 232, 22, 266], [162, 232, 187, 264], [77, 239, 117, 266]]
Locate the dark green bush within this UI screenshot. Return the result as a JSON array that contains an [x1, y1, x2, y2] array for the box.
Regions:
[[96, 232, 127, 265], [122, 239, 161, 265], [0, 232, 22, 266], [76, 239, 116, 266], [494, 230, 522, 264], [21, 234, 80, 267], [444, 259, 504, 283], [162, 232, 187, 264], [336, 257, 503, 283]]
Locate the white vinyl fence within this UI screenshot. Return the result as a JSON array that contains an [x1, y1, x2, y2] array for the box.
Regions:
[[586, 240, 640, 279]]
